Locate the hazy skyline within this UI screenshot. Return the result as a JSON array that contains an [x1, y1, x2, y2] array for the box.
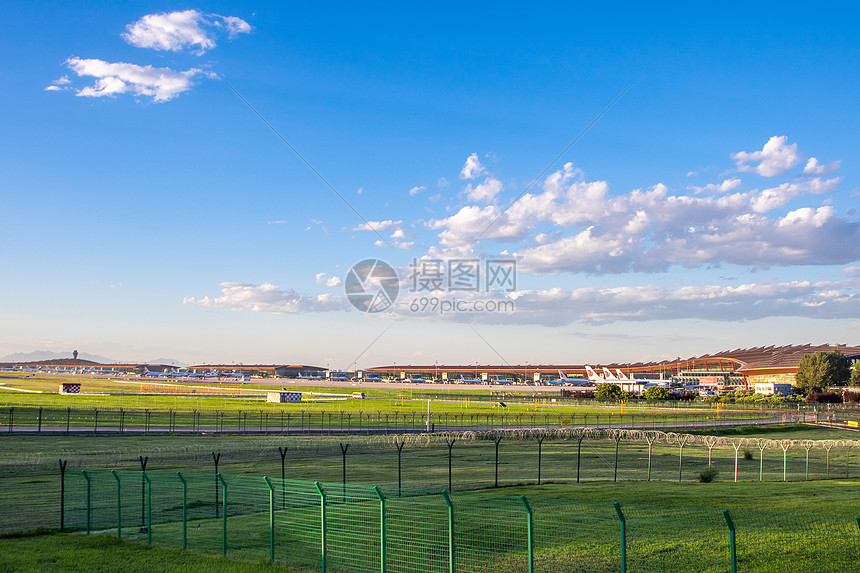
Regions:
[[2, 3, 858, 369]]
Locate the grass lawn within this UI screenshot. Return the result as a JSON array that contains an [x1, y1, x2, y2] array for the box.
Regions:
[[0, 530, 311, 573]]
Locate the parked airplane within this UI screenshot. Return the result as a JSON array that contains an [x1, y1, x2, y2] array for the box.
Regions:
[[219, 371, 247, 380], [585, 365, 626, 386], [554, 370, 592, 386], [143, 367, 172, 378], [329, 373, 350, 381], [297, 373, 323, 380], [458, 375, 482, 384], [614, 369, 657, 385], [363, 374, 382, 382]]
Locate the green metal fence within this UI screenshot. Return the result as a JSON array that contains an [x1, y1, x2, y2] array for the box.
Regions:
[[58, 470, 858, 573]]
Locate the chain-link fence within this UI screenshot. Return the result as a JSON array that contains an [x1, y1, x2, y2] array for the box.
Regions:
[[4, 430, 860, 536], [55, 470, 859, 573], [0, 404, 785, 434]]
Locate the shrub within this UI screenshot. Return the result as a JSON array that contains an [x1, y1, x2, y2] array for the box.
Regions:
[[595, 383, 623, 400], [806, 391, 843, 404], [743, 449, 753, 460], [843, 391, 860, 405], [644, 386, 670, 400], [698, 467, 718, 483]]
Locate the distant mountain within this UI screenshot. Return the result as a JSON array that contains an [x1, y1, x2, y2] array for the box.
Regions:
[[146, 358, 187, 367], [0, 350, 119, 363]]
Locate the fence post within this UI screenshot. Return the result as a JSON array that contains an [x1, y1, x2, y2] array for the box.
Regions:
[[340, 443, 349, 497], [279, 447, 287, 509], [59, 459, 67, 532], [314, 481, 327, 573], [374, 486, 386, 573], [613, 502, 627, 573], [537, 436, 544, 485], [38, 407, 42, 433], [442, 490, 455, 573], [494, 436, 502, 487], [111, 470, 121, 539], [576, 435, 584, 483], [212, 452, 221, 518], [447, 439, 456, 491], [139, 456, 148, 531], [143, 472, 152, 544], [217, 473, 227, 556], [396, 440, 405, 495], [8, 407, 12, 433], [82, 470, 91, 534], [177, 472, 187, 549], [520, 496, 534, 573], [264, 477, 275, 562], [723, 509, 737, 573], [614, 435, 620, 482]]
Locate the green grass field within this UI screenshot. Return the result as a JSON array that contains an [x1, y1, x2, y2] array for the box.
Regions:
[[2, 375, 858, 572], [0, 531, 308, 573], [24, 475, 860, 573]]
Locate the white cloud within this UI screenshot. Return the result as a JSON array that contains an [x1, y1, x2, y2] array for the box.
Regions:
[[59, 57, 206, 102], [500, 278, 860, 326], [268, 220, 287, 225], [354, 219, 402, 232], [122, 10, 251, 55], [464, 177, 503, 203], [184, 282, 346, 313], [438, 177, 450, 188], [688, 178, 742, 194], [315, 273, 343, 287], [803, 157, 841, 176], [408, 185, 426, 196], [459, 153, 485, 180], [732, 135, 802, 177], [428, 156, 854, 274]]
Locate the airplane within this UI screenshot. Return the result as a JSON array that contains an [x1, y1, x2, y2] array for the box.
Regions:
[[143, 367, 172, 378], [181, 370, 205, 379], [328, 373, 350, 381], [297, 373, 323, 380], [614, 369, 656, 385], [220, 371, 247, 380], [92, 368, 122, 375], [584, 365, 624, 385], [202, 370, 221, 379], [458, 375, 482, 384], [554, 370, 592, 386], [363, 374, 382, 382]]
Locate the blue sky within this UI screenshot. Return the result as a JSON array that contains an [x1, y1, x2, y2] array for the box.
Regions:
[[1, 3, 858, 368]]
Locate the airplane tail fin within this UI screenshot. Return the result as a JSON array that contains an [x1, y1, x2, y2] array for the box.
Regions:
[[602, 367, 618, 380], [584, 365, 599, 380], [615, 369, 629, 380]]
